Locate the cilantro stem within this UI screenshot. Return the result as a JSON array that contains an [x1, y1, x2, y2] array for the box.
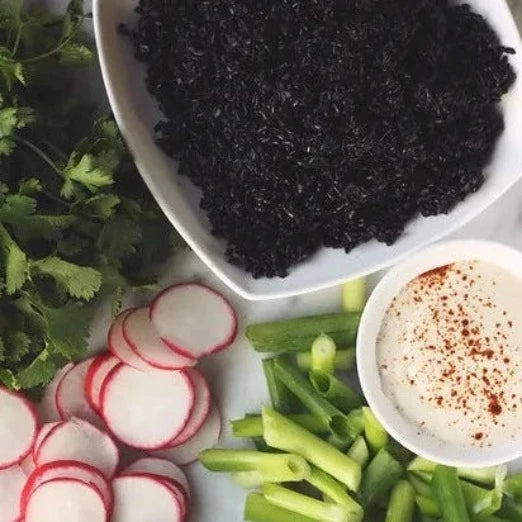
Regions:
[[21, 18, 84, 64], [14, 137, 63, 177], [11, 25, 24, 57]]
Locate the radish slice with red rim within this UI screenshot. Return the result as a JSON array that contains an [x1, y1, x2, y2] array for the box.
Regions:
[[38, 363, 73, 423], [123, 307, 196, 370], [85, 354, 120, 412], [33, 422, 61, 462], [111, 474, 183, 522], [20, 453, 36, 476], [122, 457, 190, 500], [150, 283, 238, 359], [0, 465, 26, 522], [56, 359, 103, 429], [167, 368, 211, 447], [0, 387, 38, 470], [21, 460, 112, 513], [101, 365, 195, 450], [23, 478, 107, 522], [108, 309, 154, 371], [152, 405, 221, 465], [120, 472, 187, 518], [35, 418, 119, 478]]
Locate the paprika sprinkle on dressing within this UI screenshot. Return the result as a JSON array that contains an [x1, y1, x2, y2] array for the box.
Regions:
[[377, 260, 522, 448]]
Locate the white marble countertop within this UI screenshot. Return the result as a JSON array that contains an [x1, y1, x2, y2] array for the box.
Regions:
[[50, 1, 522, 520]]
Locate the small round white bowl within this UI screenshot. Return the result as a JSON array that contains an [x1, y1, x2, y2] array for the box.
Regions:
[[357, 239, 522, 468]]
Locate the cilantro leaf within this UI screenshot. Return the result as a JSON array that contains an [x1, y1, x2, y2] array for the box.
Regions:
[[59, 43, 93, 66], [0, 137, 15, 156], [16, 348, 56, 389], [0, 223, 28, 294], [62, 152, 114, 199], [0, 47, 24, 88], [31, 257, 102, 301], [98, 216, 142, 263], [83, 193, 120, 219], [43, 302, 93, 360], [0, 107, 18, 137], [4, 330, 31, 363], [18, 177, 42, 195], [0, 194, 75, 242], [0, 368, 19, 390]]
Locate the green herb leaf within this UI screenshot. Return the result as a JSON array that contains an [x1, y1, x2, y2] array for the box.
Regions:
[[31, 257, 102, 300], [4, 330, 31, 363], [43, 303, 93, 360], [0, 223, 28, 294], [83, 193, 120, 219], [16, 348, 56, 388], [59, 43, 93, 66], [98, 216, 141, 262], [62, 152, 114, 198], [0, 368, 19, 389]]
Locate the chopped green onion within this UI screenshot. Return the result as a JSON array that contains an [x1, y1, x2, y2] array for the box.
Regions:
[[263, 483, 359, 522], [310, 334, 337, 374], [359, 449, 403, 507], [199, 449, 310, 483], [498, 496, 522, 521], [306, 466, 363, 517], [297, 349, 356, 372], [273, 358, 359, 441], [263, 357, 299, 413], [341, 278, 367, 313], [309, 370, 364, 413], [347, 436, 370, 468], [232, 414, 328, 438], [431, 465, 470, 522], [262, 407, 362, 492], [415, 496, 441, 517], [246, 313, 361, 353], [362, 407, 388, 453], [461, 480, 502, 518], [504, 473, 522, 499], [244, 492, 317, 522], [385, 480, 415, 522], [408, 457, 503, 486], [407, 472, 432, 498]]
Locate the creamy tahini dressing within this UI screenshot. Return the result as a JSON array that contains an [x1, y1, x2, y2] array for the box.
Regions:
[[377, 260, 522, 448]]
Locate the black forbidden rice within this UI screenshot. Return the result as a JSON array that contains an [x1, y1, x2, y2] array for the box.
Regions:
[[126, 0, 516, 278]]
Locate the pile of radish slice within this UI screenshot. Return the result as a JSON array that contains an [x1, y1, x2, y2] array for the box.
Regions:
[[0, 282, 237, 521]]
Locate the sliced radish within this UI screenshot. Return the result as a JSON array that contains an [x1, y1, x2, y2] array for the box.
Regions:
[[108, 309, 154, 371], [0, 465, 26, 522], [20, 454, 36, 476], [85, 354, 120, 412], [36, 418, 119, 478], [33, 422, 61, 462], [0, 387, 38, 469], [150, 283, 238, 358], [123, 307, 196, 370], [38, 363, 73, 423], [153, 405, 221, 465], [55, 359, 103, 429], [23, 478, 107, 522], [168, 368, 211, 447], [101, 365, 195, 450], [112, 474, 183, 522], [21, 460, 113, 512], [122, 457, 190, 499]]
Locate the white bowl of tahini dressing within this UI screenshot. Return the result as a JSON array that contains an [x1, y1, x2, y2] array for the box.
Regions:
[[357, 240, 522, 467]]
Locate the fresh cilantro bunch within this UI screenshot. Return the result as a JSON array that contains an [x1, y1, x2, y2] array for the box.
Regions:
[[0, 0, 180, 393]]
